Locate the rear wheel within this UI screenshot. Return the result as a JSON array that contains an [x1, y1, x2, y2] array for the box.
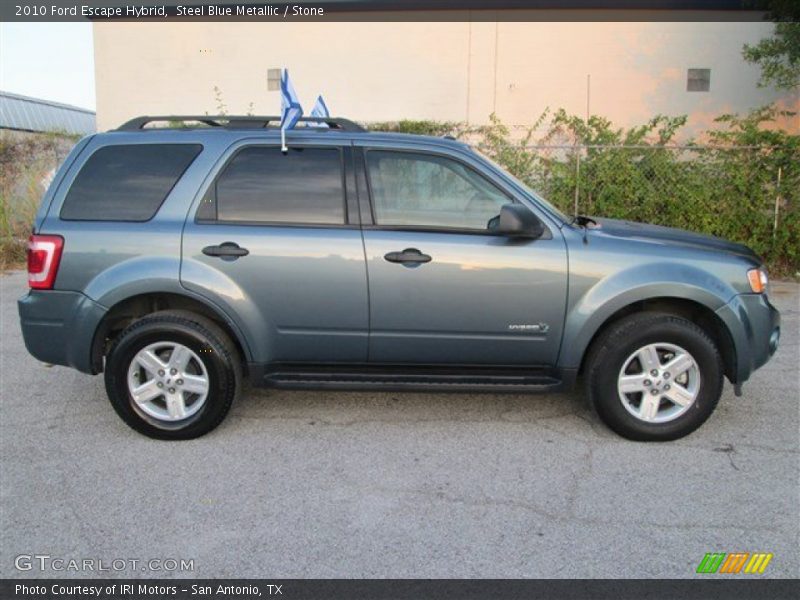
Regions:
[[104, 311, 241, 440], [586, 313, 723, 441]]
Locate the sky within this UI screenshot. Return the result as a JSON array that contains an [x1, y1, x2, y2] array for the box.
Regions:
[[0, 22, 96, 110]]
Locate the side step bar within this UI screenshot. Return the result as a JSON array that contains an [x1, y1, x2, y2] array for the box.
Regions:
[[252, 364, 574, 393]]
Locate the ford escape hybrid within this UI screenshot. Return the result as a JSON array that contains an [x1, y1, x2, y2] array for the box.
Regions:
[[18, 115, 781, 440]]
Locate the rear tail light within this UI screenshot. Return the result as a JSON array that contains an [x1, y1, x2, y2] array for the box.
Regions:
[[27, 234, 64, 290]]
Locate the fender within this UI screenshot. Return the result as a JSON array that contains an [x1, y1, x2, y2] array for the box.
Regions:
[[85, 255, 182, 309], [84, 255, 253, 362], [558, 262, 739, 370]]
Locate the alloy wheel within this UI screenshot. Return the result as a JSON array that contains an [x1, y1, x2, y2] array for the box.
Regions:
[[617, 342, 701, 424], [126, 341, 210, 422]]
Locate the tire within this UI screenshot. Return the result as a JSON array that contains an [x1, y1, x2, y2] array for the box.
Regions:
[[585, 312, 723, 441], [104, 310, 241, 440]]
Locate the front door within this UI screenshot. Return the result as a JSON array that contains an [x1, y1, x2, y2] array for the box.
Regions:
[[359, 147, 567, 366]]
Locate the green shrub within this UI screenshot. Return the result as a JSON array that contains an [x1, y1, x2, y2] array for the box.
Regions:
[[366, 119, 465, 137], [0, 132, 76, 270]]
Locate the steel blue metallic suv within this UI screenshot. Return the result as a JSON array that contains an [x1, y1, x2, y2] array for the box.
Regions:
[[18, 115, 781, 440]]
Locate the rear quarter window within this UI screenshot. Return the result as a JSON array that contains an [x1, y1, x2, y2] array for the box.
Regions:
[[60, 143, 202, 221]]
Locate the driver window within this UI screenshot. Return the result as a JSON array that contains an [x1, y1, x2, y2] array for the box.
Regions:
[[366, 151, 510, 230]]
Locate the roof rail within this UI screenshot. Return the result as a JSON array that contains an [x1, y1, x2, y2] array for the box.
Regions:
[[116, 115, 366, 132]]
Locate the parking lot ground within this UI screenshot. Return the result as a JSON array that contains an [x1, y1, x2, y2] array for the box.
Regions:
[[1, 270, 798, 578]]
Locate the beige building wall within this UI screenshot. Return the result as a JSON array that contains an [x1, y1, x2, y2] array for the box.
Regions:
[[94, 16, 798, 136]]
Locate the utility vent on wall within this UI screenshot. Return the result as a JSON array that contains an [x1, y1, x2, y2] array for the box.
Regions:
[[267, 68, 281, 91], [687, 68, 711, 92]]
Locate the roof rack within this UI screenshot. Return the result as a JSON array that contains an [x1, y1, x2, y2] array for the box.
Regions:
[[116, 115, 367, 132]]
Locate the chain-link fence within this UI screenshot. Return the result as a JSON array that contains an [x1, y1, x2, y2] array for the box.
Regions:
[[501, 144, 798, 273]]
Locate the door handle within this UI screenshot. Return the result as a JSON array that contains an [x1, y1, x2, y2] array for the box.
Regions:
[[202, 242, 249, 261], [384, 248, 432, 265]]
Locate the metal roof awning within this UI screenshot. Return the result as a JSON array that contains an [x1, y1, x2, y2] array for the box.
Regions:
[[0, 91, 96, 136]]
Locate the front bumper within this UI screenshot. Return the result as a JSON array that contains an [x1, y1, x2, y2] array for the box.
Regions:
[[715, 292, 780, 385], [18, 290, 107, 374]]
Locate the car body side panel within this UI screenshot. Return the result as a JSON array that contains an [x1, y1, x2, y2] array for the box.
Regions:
[[559, 226, 746, 370], [362, 230, 568, 365], [46, 221, 184, 295], [181, 226, 369, 364]]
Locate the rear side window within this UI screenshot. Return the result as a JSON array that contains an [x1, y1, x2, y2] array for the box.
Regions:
[[61, 144, 202, 221], [198, 146, 345, 225]]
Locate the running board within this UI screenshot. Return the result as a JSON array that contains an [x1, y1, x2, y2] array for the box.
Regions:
[[252, 364, 572, 393]]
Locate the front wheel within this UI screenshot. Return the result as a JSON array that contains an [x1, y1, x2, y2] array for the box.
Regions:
[[104, 311, 241, 440], [586, 313, 723, 441]]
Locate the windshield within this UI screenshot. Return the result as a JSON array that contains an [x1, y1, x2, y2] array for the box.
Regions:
[[469, 146, 570, 224]]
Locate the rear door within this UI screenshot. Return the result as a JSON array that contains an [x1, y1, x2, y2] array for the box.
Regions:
[[357, 144, 568, 366], [181, 140, 369, 365]]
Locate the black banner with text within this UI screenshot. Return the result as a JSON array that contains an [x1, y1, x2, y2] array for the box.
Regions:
[[2, 579, 799, 600], [1, 1, 771, 22]]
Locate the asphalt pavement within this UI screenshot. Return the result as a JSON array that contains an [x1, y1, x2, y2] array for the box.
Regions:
[[1, 270, 798, 578]]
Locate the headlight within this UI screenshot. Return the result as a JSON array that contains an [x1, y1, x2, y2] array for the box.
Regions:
[[747, 268, 768, 293]]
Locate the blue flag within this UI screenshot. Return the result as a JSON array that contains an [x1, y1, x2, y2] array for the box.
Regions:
[[308, 95, 330, 128], [280, 69, 303, 151]]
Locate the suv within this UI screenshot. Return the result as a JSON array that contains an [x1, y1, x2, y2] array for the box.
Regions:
[[18, 115, 780, 441]]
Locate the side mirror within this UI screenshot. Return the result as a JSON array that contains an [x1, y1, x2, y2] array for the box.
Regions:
[[495, 203, 545, 239]]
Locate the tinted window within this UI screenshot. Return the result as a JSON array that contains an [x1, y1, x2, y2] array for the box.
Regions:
[[211, 147, 345, 225], [366, 151, 509, 230], [61, 144, 202, 221]]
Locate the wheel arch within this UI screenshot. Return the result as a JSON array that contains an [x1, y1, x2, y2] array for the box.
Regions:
[[576, 296, 738, 384], [90, 291, 251, 375]]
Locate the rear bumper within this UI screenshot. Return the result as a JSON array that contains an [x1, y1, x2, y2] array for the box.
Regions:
[[18, 290, 107, 374], [716, 293, 780, 384]]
